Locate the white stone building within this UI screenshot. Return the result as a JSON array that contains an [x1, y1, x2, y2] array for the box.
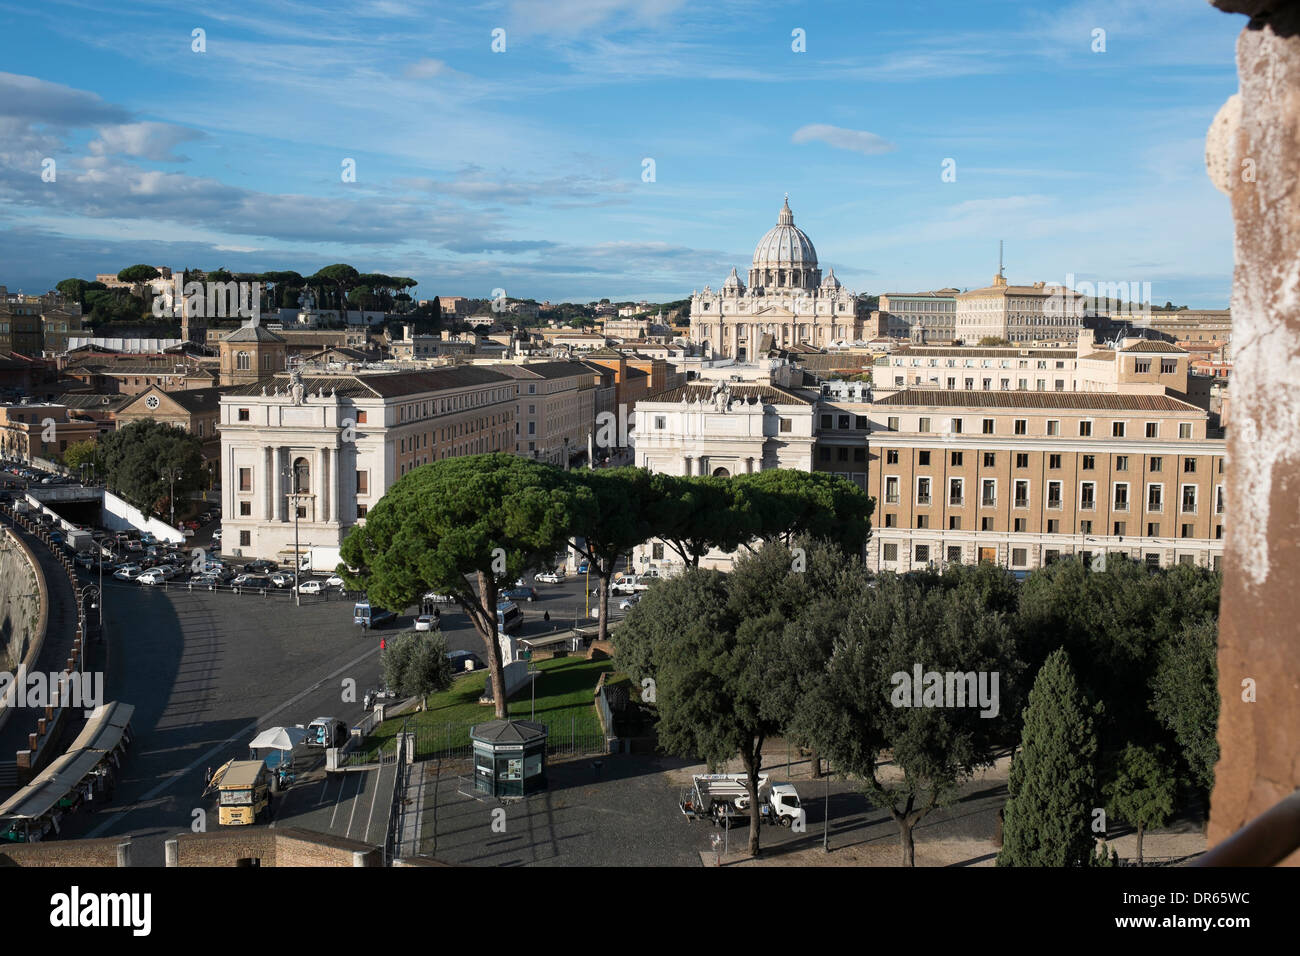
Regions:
[[689, 197, 862, 359]]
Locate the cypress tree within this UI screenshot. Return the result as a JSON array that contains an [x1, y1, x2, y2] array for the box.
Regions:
[[999, 648, 1102, 867]]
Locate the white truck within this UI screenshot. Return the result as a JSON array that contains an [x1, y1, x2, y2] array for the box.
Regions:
[[679, 773, 805, 829]]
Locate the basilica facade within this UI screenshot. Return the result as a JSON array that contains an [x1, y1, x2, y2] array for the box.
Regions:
[[689, 197, 862, 359]]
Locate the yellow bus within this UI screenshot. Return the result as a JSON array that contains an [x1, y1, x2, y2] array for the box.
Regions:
[[208, 759, 271, 826]]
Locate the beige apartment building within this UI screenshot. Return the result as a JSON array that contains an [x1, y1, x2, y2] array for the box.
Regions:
[[494, 361, 601, 465], [954, 273, 1087, 344], [865, 390, 1227, 574], [0, 402, 100, 461]]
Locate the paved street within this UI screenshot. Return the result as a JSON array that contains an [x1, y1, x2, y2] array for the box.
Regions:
[[46, 563, 617, 863]]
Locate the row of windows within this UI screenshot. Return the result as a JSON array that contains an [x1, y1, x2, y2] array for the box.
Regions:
[[820, 414, 869, 431], [885, 448, 1209, 474], [897, 358, 1070, 369], [885, 416, 1197, 439], [882, 543, 1222, 568], [884, 475, 1223, 515], [880, 513, 1224, 540], [895, 376, 1068, 391]]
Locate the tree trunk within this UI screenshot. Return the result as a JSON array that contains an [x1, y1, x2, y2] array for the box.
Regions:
[[1136, 822, 1145, 866], [742, 747, 763, 858], [598, 567, 611, 642], [475, 569, 509, 718], [898, 818, 916, 867], [811, 747, 821, 779]]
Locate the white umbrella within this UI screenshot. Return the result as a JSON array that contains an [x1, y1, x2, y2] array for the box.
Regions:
[[249, 726, 308, 751]]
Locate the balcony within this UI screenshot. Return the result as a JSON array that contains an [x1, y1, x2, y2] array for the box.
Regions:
[[916, 495, 932, 506], [1014, 497, 1029, 509], [885, 494, 900, 505], [1047, 498, 1062, 510], [1080, 500, 1096, 511], [949, 496, 964, 507], [980, 497, 996, 508], [1113, 500, 1129, 513]]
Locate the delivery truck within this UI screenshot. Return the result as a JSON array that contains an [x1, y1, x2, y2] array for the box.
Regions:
[[66, 529, 95, 554], [679, 773, 805, 829]]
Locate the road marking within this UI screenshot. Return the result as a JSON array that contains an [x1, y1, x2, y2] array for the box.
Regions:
[[345, 769, 363, 838], [364, 763, 385, 843], [328, 771, 349, 830], [86, 645, 379, 838]]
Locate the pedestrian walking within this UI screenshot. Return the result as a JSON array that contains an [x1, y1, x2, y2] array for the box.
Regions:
[[543, 610, 550, 623], [204, 766, 212, 787], [433, 607, 440, 621]]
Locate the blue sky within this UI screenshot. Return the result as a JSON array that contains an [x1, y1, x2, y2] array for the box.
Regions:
[[0, 0, 1242, 306]]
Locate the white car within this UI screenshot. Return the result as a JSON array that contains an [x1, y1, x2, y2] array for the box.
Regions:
[[414, 615, 437, 632], [296, 580, 323, 595], [211, 528, 222, 541], [324, 574, 345, 589], [114, 564, 142, 581], [535, 570, 565, 584], [268, 572, 293, 588], [137, 570, 166, 586], [619, 594, 642, 611]]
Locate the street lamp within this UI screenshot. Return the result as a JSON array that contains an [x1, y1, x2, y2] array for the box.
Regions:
[[281, 465, 305, 607], [160, 466, 183, 530]]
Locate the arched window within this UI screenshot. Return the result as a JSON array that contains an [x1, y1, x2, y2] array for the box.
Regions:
[[292, 456, 310, 495], [236, 351, 251, 371], [712, 467, 730, 478]]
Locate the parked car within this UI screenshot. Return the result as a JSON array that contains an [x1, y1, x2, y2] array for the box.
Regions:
[[324, 574, 345, 589], [502, 586, 537, 603], [211, 529, 222, 542], [619, 593, 642, 611], [268, 572, 293, 588], [414, 615, 437, 632], [244, 559, 277, 574], [114, 564, 142, 581], [535, 569, 566, 584], [137, 569, 167, 586], [296, 579, 323, 595]]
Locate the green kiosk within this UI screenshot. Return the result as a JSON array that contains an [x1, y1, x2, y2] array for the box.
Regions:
[[470, 720, 548, 797]]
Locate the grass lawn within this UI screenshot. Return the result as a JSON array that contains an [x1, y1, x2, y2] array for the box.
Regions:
[[365, 654, 613, 752]]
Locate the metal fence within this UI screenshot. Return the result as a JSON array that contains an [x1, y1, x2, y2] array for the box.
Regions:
[[412, 717, 608, 760]]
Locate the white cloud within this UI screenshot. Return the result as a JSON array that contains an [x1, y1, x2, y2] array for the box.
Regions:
[[403, 58, 456, 80], [792, 124, 896, 156], [88, 122, 204, 162]]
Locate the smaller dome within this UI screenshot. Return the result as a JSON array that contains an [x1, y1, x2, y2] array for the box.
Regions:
[[722, 267, 746, 294], [821, 268, 842, 290]]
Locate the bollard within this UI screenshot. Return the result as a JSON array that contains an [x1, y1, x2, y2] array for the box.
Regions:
[[116, 841, 131, 868], [165, 839, 178, 867]]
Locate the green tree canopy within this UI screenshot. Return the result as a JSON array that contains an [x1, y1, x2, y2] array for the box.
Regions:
[[562, 467, 654, 641], [999, 648, 1104, 867], [732, 469, 874, 554], [1150, 617, 1220, 794], [381, 630, 454, 709], [1103, 743, 1176, 865], [99, 420, 204, 516], [339, 454, 577, 716], [798, 566, 1022, 864]]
